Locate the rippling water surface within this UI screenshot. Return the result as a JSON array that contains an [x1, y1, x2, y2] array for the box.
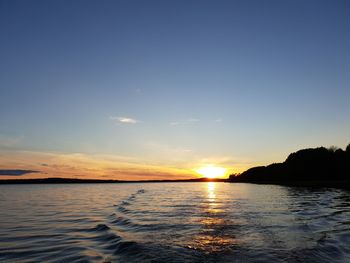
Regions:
[[0, 182, 349, 262]]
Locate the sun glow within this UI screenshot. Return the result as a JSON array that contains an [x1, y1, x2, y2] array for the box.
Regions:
[[195, 165, 227, 179]]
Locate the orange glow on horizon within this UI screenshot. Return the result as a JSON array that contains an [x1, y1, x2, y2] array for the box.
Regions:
[[0, 151, 247, 181], [0, 151, 199, 181]]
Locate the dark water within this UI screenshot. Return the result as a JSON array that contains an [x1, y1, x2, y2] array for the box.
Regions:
[[0, 183, 349, 262]]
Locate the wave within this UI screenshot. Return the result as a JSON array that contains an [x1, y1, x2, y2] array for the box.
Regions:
[[89, 224, 111, 232], [1, 183, 350, 262]]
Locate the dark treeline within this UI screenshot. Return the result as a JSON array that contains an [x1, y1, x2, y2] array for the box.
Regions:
[[229, 144, 350, 187], [0, 177, 227, 184]]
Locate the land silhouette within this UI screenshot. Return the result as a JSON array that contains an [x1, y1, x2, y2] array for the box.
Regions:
[[229, 144, 350, 189], [1, 144, 349, 189], [0, 177, 227, 184]]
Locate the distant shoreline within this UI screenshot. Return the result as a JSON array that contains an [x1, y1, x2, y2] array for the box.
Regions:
[[0, 177, 228, 184]]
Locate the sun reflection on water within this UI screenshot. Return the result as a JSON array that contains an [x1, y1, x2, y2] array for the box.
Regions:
[[185, 182, 240, 253], [206, 182, 222, 213], [207, 182, 216, 201]]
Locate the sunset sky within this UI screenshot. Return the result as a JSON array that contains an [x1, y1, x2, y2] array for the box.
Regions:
[[1, 0, 350, 180]]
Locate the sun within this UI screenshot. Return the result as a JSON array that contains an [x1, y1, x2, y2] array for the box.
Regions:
[[195, 165, 227, 179]]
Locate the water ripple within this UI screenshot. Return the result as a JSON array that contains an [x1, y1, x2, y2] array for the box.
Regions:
[[0, 183, 349, 262]]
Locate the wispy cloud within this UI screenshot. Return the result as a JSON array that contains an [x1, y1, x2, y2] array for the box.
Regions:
[[110, 116, 140, 124], [0, 150, 196, 180], [169, 118, 200, 126], [169, 118, 223, 125], [0, 169, 39, 176]]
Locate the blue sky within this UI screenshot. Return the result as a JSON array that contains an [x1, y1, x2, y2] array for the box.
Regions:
[[0, 0, 350, 179]]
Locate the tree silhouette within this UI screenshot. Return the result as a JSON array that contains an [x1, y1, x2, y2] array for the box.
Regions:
[[230, 144, 350, 184]]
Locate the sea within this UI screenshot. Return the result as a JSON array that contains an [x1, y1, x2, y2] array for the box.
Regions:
[[0, 182, 349, 262]]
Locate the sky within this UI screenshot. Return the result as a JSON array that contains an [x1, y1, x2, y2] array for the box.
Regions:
[[1, 0, 350, 180]]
